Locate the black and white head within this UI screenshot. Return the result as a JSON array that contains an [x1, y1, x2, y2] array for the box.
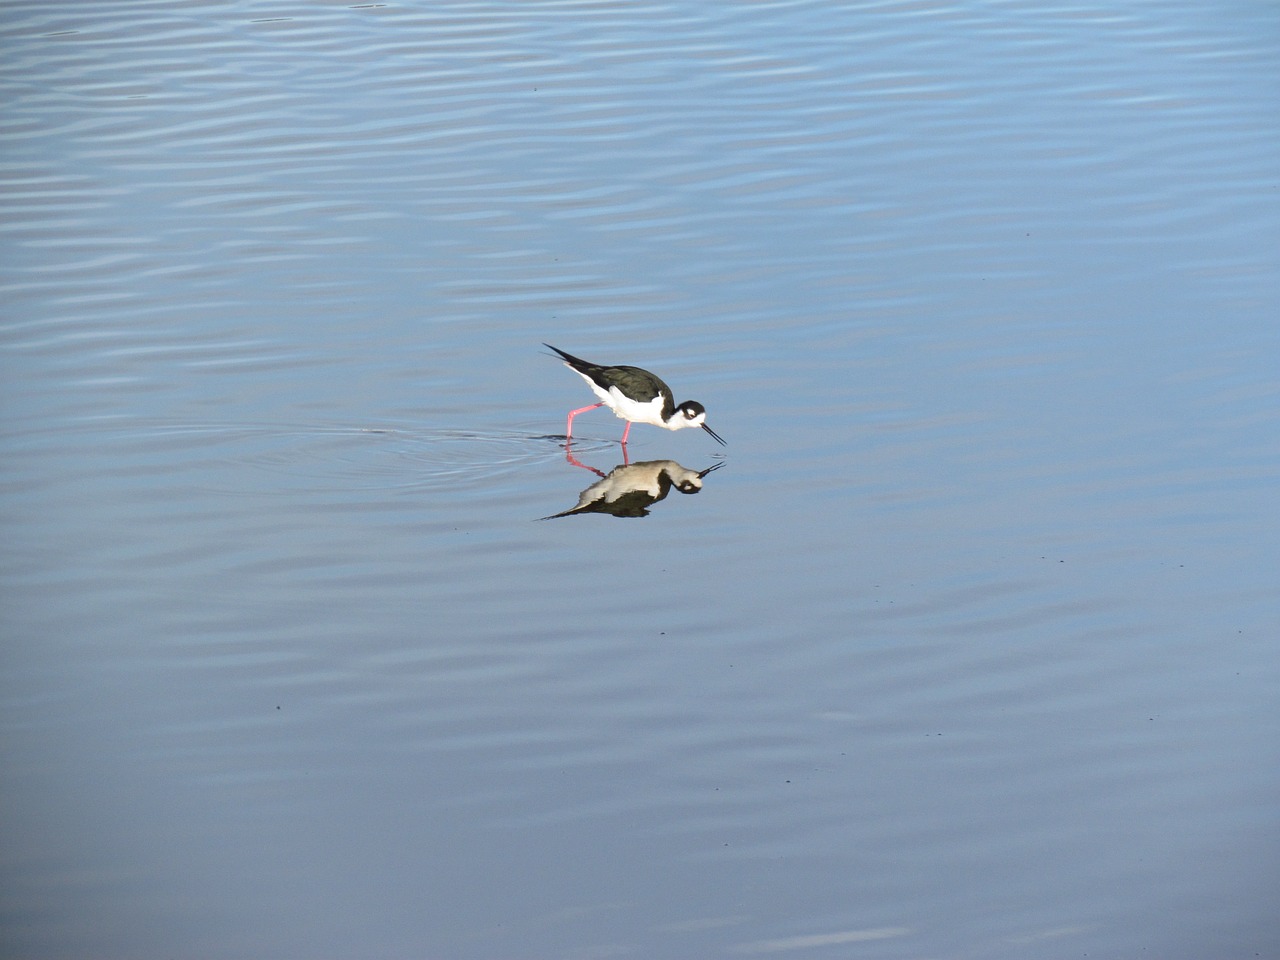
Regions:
[[673, 401, 725, 445], [672, 459, 726, 493]]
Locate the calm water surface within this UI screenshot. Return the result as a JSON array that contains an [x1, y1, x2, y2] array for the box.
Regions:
[[2, 1, 1277, 958]]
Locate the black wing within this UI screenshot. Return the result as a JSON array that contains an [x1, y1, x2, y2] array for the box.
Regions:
[[544, 343, 673, 411]]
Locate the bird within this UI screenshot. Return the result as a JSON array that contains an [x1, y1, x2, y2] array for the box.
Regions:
[[544, 343, 725, 446], [540, 460, 724, 520]]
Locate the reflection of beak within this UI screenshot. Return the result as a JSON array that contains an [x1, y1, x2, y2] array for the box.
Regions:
[[696, 462, 725, 479], [702, 423, 726, 445]]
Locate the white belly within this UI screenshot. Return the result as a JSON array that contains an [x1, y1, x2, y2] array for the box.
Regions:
[[578, 373, 668, 427], [603, 387, 667, 426]]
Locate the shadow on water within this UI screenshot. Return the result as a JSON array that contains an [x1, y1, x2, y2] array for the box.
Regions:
[[540, 447, 725, 520]]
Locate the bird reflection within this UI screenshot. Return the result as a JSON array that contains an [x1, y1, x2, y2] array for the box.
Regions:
[[541, 456, 724, 520]]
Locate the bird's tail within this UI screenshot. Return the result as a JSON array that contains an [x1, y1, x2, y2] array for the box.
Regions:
[[543, 343, 597, 374]]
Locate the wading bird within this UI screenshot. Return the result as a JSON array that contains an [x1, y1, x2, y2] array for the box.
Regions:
[[544, 343, 725, 446]]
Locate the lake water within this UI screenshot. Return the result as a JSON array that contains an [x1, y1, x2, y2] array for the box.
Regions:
[[2, 1, 1277, 957]]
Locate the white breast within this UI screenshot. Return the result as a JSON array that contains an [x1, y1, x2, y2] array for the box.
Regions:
[[603, 387, 668, 426], [576, 371, 668, 427]]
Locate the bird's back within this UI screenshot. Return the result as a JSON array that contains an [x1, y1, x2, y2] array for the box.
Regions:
[[545, 344, 674, 415]]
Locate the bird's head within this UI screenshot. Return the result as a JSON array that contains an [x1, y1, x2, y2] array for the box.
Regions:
[[675, 401, 726, 445]]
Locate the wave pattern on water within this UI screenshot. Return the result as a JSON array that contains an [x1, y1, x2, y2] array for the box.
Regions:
[[2, 2, 1277, 959]]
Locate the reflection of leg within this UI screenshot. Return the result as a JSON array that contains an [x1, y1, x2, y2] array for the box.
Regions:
[[565, 450, 606, 477], [566, 402, 603, 440], [620, 442, 631, 467], [620, 421, 632, 445]]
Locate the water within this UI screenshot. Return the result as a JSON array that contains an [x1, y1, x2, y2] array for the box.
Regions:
[[2, 1, 1277, 957]]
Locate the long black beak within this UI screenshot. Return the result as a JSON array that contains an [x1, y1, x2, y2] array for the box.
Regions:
[[702, 423, 726, 445]]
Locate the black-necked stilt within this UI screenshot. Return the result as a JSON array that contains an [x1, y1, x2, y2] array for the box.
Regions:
[[541, 459, 724, 520], [544, 343, 726, 446]]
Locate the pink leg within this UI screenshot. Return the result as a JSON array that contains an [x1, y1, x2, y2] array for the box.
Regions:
[[620, 421, 632, 445], [566, 402, 603, 440], [564, 450, 606, 478]]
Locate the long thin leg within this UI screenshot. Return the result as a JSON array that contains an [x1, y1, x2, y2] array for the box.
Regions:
[[564, 450, 606, 477], [566, 402, 603, 440], [620, 421, 632, 445]]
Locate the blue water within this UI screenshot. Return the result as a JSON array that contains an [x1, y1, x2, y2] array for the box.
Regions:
[[2, 1, 1277, 957]]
